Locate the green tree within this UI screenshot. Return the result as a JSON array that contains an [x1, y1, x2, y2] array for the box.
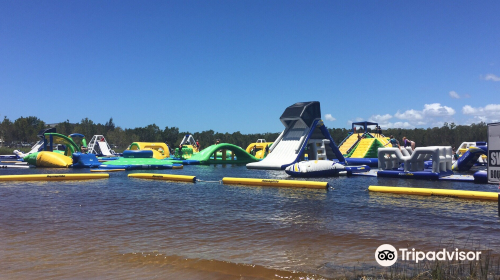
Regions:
[[75, 118, 97, 138], [55, 120, 75, 136], [162, 126, 179, 148], [13, 116, 45, 143], [0, 116, 14, 144], [105, 117, 115, 132]]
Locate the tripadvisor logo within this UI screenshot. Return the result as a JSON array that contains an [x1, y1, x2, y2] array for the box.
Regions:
[[375, 244, 482, 267], [375, 244, 397, 266]]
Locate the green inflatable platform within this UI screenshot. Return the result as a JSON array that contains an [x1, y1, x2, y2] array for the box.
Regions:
[[189, 143, 259, 164]]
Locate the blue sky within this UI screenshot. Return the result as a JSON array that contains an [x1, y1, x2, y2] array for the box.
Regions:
[[1, 1, 499, 134]]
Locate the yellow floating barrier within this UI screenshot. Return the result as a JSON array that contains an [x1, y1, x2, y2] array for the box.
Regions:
[[91, 169, 125, 172], [128, 173, 196, 182], [369, 186, 498, 201], [0, 173, 109, 181], [222, 177, 328, 189]]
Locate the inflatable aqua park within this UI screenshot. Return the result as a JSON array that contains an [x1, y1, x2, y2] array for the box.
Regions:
[[245, 139, 273, 159], [247, 101, 345, 170], [376, 146, 454, 180], [177, 134, 200, 153], [11, 131, 107, 169], [18, 132, 100, 168], [247, 102, 382, 175], [86, 135, 119, 157], [97, 150, 182, 170], [248, 102, 485, 183], [175, 145, 196, 159], [337, 121, 390, 167], [451, 142, 487, 171], [128, 142, 170, 159], [12, 128, 57, 158], [95, 141, 260, 169], [285, 160, 370, 177], [23, 151, 74, 168], [171, 134, 201, 159], [286, 143, 487, 182], [188, 143, 259, 164]]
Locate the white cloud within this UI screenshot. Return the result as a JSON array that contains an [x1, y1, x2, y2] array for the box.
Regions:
[[348, 115, 393, 128], [394, 103, 456, 121], [368, 114, 392, 123], [484, 104, 500, 112], [463, 104, 500, 116], [324, 114, 336, 122], [393, 122, 413, 128], [347, 102, 500, 128], [449, 91, 460, 99], [465, 116, 500, 125], [383, 121, 413, 129], [483, 74, 500, 82], [347, 117, 364, 125], [462, 105, 477, 115], [462, 104, 500, 124], [364, 114, 412, 129], [422, 103, 456, 117], [395, 109, 423, 120], [350, 103, 456, 129]]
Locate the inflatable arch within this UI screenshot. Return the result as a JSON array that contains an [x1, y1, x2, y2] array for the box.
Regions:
[[43, 133, 81, 156], [189, 143, 259, 164]]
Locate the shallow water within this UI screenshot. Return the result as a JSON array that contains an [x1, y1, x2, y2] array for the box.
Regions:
[[0, 165, 498, 279]]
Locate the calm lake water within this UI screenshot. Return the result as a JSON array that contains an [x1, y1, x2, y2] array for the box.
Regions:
[[0, 164, 498, 279]]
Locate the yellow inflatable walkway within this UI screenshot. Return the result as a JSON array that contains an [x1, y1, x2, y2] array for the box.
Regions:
[[339, 134, 360, 155], [349, 137, 390, 158], [350, 138, 376, 158], [369, 186, 498, 201], [0, 173, 109, 181], [222, 177, 328, 189], [375, 136, 390, 145]]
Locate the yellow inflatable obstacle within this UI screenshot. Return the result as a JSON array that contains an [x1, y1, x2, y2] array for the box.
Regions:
[[23, 151, 73, 168], [368, 186, 498, 201], [245, 141, 273, 159], [222, 177, 328, 189], [0, 173, 109, 181], [128, 173, 196, 182], [128, 142, 170, 159]]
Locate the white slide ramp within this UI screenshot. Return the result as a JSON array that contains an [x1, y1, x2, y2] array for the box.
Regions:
[[28, 140, 44, 154], [247, 121, 311, 169], [98, 141, 112, 156], [14, 140, 45, 158]]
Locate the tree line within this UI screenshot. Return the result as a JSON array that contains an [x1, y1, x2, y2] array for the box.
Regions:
[[0, 116, 488, 151]]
